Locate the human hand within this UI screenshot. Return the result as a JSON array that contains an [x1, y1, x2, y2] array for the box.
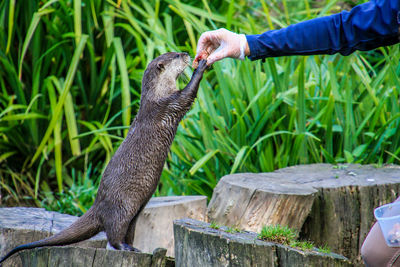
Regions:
[[193, 28, 249, 68]]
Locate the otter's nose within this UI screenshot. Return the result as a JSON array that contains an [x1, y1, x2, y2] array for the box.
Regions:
[[177, 52, 190, 63]]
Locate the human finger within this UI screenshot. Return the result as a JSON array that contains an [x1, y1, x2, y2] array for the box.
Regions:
[[206, 46, 227, 65]]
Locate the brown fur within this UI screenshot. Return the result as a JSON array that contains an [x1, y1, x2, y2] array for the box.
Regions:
[[0, 53, 208, 264]]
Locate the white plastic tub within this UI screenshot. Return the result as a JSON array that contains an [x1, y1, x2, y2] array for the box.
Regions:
[[375, 201, 400, 247]]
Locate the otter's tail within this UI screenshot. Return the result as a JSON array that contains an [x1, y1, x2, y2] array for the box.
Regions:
[[0, 207, 101, 266]]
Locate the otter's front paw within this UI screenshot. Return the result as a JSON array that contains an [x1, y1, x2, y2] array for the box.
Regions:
[[196, 59, 208, 73]]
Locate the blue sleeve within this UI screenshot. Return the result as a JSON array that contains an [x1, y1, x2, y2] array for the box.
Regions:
[[246, 0, 400, 60]]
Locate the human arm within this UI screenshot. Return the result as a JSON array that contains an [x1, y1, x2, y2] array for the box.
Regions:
[[247, 0, 400, 60]]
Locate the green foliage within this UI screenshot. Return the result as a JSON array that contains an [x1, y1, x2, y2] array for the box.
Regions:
[[225, 226, 241, 233], [41, 163, 100, 216], [290, 240, 314, 251], [208, 221, 241, 233], [258, 224, 330, 252], [317, 244, 332, 254], [209, 221, 221, 230], [0, 0, 399, 213], [258, 224, 297, 245]]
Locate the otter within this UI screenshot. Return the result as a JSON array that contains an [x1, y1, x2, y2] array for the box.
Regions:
[[0, 53, 208, 265]]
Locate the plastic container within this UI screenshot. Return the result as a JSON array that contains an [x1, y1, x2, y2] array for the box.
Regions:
[[374, 201, 400, 247]]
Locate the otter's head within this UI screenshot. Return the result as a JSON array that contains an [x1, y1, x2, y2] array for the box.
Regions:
[[141, 52, 190, 100]]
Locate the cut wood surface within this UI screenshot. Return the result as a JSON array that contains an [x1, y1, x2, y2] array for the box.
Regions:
[[207, 164, 400, 265], [208, 172, 317, 233], [174, 218, 351, 267]]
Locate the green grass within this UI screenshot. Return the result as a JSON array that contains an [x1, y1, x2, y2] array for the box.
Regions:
[[258, 224, 331, 252], [0, 0, 399, 214], [209, 221, 221, 230], [225, 226, 241, 234], [208, 221, 241, 233], [317, 244, 332, 254], [258, 224, 297, 245]]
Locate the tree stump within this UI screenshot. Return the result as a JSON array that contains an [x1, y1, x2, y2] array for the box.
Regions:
[[207, 173, 317, 233], [14, 246, 170, 267], [0, 195, 206, 264], [0, 207, 106, 267], [174, 218, 351, 267], [207, 164, 400, 265], [133, 195, 207, 257], [293, 164, 400, 264]]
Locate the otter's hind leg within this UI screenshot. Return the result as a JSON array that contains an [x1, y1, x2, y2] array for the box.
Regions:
[[124, 216, 139, 248], [104, 211, 137, 251], [124, 203, 147, 247]]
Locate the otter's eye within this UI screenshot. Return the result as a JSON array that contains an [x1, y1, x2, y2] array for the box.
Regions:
[[175, 54, 180, 58], [157, 62, 164, 71]]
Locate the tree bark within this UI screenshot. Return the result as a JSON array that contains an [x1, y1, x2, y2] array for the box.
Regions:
[[14, 246, 168, 267], [207, 164, 400, 265], [297, 164, 400, 265], [208, 173, 317, 233], [174, 218, 351, 267]]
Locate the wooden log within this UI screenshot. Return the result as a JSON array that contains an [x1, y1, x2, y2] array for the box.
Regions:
[[174, 218, 351, 267], [133, 195, 207, 257], [14, 246, 168, 267], [208, 164, 400, 265], [291, 164, 400, 265], [0, 207, 106, 267], [0, 195, 206, 264], [207, 173, 317, 233]]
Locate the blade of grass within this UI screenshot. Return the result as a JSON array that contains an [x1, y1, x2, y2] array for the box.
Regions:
[[47, 80, 63, 193], [73, 0, 82, 46], [189, 149, 219, 176], [230, 146, 249, 174], [5, 0, 15, 54], [113, 37, 131, 136], [30, 35, 88, 166], [18, 8, 54, 79], [297, 57, 307, 163], [49, 76, 81, 156]]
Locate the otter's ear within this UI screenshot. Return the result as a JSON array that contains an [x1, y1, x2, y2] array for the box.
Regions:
[[157, 62, 164, 71]]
